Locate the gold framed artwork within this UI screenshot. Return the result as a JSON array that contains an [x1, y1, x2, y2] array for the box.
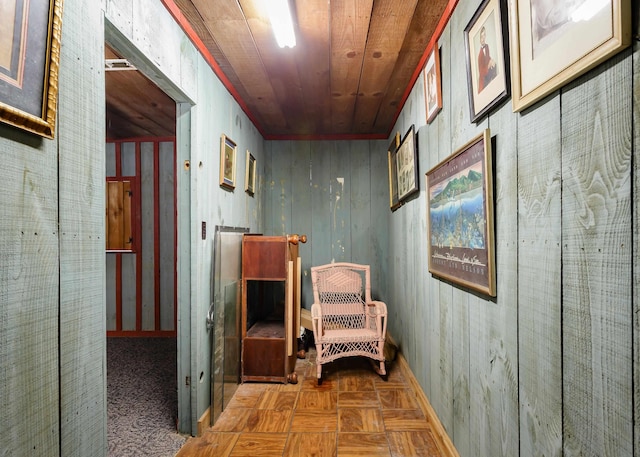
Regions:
[[219, 134, 237, 190], [0, 0, 64, 139], [424, 46, 442, 124], [509, 0, 631, 112], [464, 0, 510, 122], [245, 150, 256, 196], [426, 129, 496, 297]]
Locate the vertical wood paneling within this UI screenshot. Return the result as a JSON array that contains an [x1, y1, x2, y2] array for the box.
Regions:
[[331, 142, 350, 261], [517, 96, 562, 457], [349, 142, 371, 265], [475, 87, 519, 457], [175, 102, 192, 433], [633, 38, 640, 457], [58, 0, 106, 454], [141, 142, 156, 330], [271, 141, 293, 235], [106, 138, 177, 335], [159, 141, 176, 330], [368, 139, 389, 298], [122, 254, 137, 330], [561, 52, 633, 456], [433, 25, 455, 438], [413, 124, 430, 390], [0, 133, 60, 456], [310, 142, 332, 266], [290, 142, 313, 308]]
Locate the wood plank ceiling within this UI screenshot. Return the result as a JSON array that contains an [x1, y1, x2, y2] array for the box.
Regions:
[[105, 0, 451, 140]]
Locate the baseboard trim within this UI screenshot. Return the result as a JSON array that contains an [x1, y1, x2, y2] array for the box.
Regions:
[[392, 341, 459, 457], [196, 407, 210, 437]]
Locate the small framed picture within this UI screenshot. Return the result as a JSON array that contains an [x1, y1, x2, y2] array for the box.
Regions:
[[245, 150, 256, 196], [464, 0, 510, 122], [424, 46, 442, 124], [395, 124, 419, 204], [219, 134, 237, 190]]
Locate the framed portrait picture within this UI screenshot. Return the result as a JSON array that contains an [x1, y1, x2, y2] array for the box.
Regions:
[[426, 129, 496, 296], [509, 0, 631, 112], [464, 0, 510, 123], [423, 46, 442, 124], [395, 124, 419, 203], [0, 0, 63, 139], [219, 134, 237, 190], [245, 150, 256, 196], [387, 131, 401, 211]]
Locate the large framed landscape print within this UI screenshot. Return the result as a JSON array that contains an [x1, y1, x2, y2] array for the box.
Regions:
[[426, 129, 496, 296], [0, 0, 64, 139]]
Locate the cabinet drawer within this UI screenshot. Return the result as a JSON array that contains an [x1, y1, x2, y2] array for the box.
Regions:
[[242, 336, 285, 380]]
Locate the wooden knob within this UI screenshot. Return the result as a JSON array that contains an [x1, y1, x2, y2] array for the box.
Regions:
[[287, 234, 307, 245]]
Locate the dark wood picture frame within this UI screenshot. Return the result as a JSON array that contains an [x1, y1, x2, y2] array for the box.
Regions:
[[426, 129, 496, 296], [219, 134, 237, 191], [387, 131, 401, 211], [0, 0, 64, 139], [394, 124, 418, 203], [424, 45, 442, 124], [464, 0, 510, 123], [245, 150, 256, 196]]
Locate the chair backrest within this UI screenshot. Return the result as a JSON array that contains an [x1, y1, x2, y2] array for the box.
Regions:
[[311, 262, 372, 305]]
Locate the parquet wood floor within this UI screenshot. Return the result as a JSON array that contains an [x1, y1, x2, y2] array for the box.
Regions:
[[176, 350, 445, 457]]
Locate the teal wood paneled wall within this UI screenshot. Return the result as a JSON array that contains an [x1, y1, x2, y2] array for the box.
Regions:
[[264, 139, 390, 311], [385, 2, 638, 457]]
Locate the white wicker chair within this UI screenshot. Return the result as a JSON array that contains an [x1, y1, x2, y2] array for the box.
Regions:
[[310, 262, 387, 384]]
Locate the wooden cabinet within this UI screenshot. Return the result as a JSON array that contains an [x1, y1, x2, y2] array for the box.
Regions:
[[241, 234, 306, 383]]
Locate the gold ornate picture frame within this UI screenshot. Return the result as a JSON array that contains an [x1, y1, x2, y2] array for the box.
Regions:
[[0, 0, 64, 139], [219, 134, 237, 190]]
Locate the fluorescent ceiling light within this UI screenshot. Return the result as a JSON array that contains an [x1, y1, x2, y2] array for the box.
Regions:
[[264, 0, 296, 48], [105, 58, 137, 71]]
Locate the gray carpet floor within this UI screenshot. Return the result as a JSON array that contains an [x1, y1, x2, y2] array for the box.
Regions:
[[107, 338, 188, 457]]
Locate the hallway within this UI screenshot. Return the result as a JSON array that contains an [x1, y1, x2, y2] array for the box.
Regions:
[[176, 350, 448, 456]]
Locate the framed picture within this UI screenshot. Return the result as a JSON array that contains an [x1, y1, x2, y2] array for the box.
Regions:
[[426, 129, 496, 296], [387, 132, 401, 211], [219, 134, 236, 190], [509, 0, 631, 112], [464, 0, 510, 123], [424, 46, 442, 124], [0, 0, 63, 139], [245, 150, 256, 196], [395, 124, 419, 203]]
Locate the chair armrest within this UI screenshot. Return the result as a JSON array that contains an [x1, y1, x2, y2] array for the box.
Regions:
[[311, 303, 323, 338], [366, 300, 387, 338], [366, 300, 387, 316]]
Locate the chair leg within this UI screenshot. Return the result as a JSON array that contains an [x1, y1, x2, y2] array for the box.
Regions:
[[379, 361, 387, 381], [317, 363, 322, 385], [369, 359, 387, 380]]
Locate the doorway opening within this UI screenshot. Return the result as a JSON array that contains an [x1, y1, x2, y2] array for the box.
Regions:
[[104, 40, 186, 455]]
